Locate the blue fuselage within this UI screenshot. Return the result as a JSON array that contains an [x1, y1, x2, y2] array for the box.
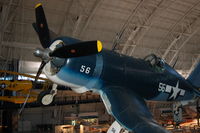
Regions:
[[52, 47, 195, 101]]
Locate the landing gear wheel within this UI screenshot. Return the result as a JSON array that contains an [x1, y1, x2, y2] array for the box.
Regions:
[[37, 90, 55, 106]]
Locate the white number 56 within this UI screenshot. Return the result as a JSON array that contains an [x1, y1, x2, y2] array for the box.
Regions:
[[80, 65, 91, 74]]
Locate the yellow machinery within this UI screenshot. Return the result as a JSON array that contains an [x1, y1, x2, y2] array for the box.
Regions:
[[0, 70, 51, 104]]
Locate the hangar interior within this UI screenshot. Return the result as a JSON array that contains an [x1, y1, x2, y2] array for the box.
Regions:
[[0, 0, 200, 133]]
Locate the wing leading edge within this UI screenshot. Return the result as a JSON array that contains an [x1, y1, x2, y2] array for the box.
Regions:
[[100, 86, 170, 133]]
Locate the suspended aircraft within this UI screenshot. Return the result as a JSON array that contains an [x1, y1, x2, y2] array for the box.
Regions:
[[0, 70, 51, 104], [31, 3, 200, 133]]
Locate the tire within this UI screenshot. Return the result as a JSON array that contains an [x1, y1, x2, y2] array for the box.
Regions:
[[37, 90, 55, 106]]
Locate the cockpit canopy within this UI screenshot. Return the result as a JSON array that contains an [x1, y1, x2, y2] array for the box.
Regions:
[[144, 54, 165, 72]]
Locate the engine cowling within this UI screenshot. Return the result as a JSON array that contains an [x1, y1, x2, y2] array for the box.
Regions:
[[43, 39, 103, 93]]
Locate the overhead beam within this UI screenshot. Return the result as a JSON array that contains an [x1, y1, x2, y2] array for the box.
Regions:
[[121, 27, 139, 54], [0, 0, 23, 37], [128, 0, 176, 56], [1, 41, 40, 49], [169, 27, 200, 65], [72, 15, 84, 37], [0, 0, 14, 44], [162, 35, 181, 59], [187, 54, 200, 77], [0, 41, 40, 61], [78, 0, 104, 38], [112, 0, 145, 51], [0, 0, 23, 57], [161, 1, 200, 59], [57, 0, 73, 35]]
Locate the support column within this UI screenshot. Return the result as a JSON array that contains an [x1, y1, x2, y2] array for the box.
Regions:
[[1, 59, 19, 133]]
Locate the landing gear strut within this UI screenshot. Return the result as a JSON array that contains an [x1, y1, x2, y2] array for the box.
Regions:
[[173, 102, 183, 126]]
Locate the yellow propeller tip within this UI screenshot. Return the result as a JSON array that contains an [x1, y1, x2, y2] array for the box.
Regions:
[[97, 40, 103, 52], [35, 3, 42, 8]]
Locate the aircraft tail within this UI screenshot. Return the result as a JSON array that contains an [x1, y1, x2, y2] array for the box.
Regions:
[[187, 62, 200, 89]]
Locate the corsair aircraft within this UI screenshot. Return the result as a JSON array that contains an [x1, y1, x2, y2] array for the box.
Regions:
[[32, 3, 200, 133]]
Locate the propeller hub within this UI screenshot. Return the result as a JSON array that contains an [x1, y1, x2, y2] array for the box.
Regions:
[[33, 48, 51, 62]]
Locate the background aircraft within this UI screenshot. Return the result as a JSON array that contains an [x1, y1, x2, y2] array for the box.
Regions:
[[0, 70, 70, 106], [31, 3, 200, 133], [0, 70, 50, 104]]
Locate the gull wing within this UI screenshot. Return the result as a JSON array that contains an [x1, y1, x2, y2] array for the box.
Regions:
[[100, 86, 170, 133]]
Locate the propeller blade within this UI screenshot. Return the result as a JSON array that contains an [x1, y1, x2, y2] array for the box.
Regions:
[[34, 3, 51, 48], [49, 40, 103, 58], [35, 61, 47, 82]]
